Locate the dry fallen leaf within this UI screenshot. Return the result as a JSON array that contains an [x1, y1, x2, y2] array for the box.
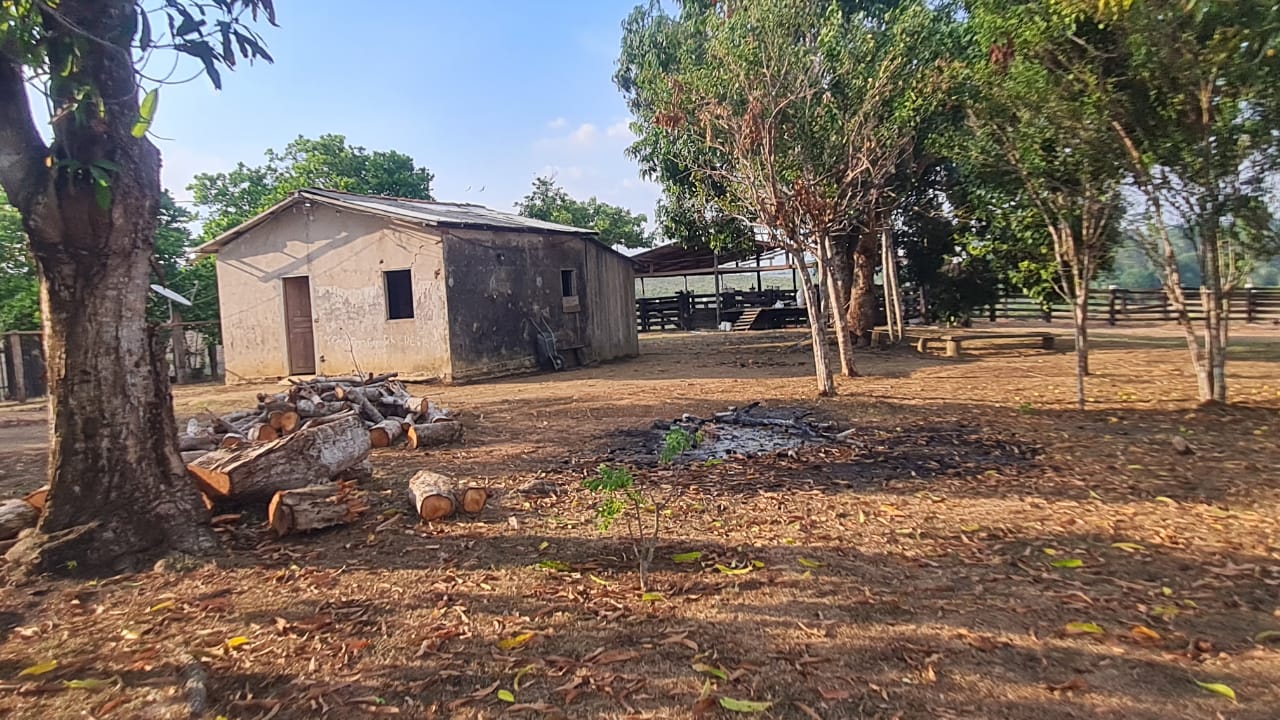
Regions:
[[497, 632, 535, 651], [1193, 680, 1237, 703]]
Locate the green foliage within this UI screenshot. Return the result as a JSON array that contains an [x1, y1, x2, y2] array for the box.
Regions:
[[190, 134, 435, 241], [516, 176, 652, 249], [0, 194, 39, 332], [583, 427, 697, 591]]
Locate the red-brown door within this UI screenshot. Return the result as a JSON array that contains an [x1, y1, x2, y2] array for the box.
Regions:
[[282, 276, 316, 375]]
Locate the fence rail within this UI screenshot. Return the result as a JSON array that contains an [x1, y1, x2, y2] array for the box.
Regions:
[[636, 286, 1280, 332]]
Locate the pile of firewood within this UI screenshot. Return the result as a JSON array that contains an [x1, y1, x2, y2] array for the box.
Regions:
[[178, 373, 464, 460], [178, 373, 480, 535]]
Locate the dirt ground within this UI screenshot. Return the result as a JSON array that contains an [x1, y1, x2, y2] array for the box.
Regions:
[[0, 325, 1278, 719]]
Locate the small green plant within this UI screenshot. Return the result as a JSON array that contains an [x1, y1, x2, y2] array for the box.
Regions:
[[584, 428, 698, 592]]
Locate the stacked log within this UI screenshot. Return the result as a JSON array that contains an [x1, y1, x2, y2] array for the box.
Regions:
[[0, 486, 50, 542], [407, 470, 488, 521], [188, 415, 371, 503]]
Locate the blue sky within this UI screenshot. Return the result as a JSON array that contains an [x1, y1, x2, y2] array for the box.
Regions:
[[146, 1, 660, 226]]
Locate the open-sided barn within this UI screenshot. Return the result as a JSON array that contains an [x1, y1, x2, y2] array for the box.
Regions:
[[197, 188, 638, 383]]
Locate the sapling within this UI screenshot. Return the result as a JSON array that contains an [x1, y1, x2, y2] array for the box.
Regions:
[[584, 428, 698, 592]]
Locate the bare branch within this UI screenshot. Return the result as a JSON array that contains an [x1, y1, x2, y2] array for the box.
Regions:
[[0, 56, 49, 213]]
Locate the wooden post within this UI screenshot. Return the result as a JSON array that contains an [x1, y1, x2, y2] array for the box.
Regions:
[[7, 333, 26, 403], [713, 252, 722, 328], [1246, 286, 1257, 323], [170, 317, 188, 386], [755, 252, 763, 293], [1107, 287, 1119, 326]]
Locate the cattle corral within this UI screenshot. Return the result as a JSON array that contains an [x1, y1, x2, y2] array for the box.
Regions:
[[0, 326, 1278, 719]]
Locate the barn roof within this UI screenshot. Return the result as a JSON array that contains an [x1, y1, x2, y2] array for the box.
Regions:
[[195, 188, 624, 257]]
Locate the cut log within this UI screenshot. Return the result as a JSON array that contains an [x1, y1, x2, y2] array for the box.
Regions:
[[218, 434, 246, 450], [297, 398, 348, 417], [459, 487, 489, 515], [268, 482, 368, 536], [23, 485, 49, 512], [245, 423, 279, 443], [181, 450, 210, 464], [267, 410, 285, 430], [188, 415, 371, 503], [407, 470, 457, 521], [178, 434, 217, 452], [378, 394, 430, 416], [406, 421, 463, 450], [278, 410, 301, 434], [0, 498, 39, 541], [369, 419, 404, 448], [349, 390, 386, 424], [298, 408, 360, 432]]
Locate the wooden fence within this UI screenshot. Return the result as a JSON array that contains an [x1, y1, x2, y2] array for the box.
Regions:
[[636, 286, 1280, 332], [1, 321, 221, 402]]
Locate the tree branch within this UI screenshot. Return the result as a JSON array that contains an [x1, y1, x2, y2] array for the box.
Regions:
[[0, 56, 49, 213]]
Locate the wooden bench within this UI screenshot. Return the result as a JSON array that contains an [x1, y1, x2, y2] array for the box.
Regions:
[[916, 332, 1055, 357]]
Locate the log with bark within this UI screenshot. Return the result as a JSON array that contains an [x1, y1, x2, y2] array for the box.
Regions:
[[0, 498, 39, 541], [297, 398, 348, 418], [406, 470, 487, 521], [188, 415, 371, 503], [406, 421, 463, 450], [369, 419, 405, 448], [244, 423, 279, 443], [268, 482, 368, 536], [407, 470, 457, 521], [181, 450, 210, 464], [268, 409, 302, 434], [178, 434, 217, 452]]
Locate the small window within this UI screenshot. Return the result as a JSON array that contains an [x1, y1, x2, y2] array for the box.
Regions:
[[561, 269, 576, 298], [384, 269, 414, 320]]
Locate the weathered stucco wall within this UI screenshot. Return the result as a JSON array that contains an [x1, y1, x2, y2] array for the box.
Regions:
[[441, 229, 586, 381], [441, 229, 638, 381], [214, 204, 450, 382], [584, 241, 640, 361]]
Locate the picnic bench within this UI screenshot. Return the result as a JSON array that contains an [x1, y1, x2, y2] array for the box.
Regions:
[[915, 332, 1056, 357]]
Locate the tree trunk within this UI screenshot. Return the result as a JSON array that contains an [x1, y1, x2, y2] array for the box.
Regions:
[[847, 233, 879, 343], [819, 235, 858, 377], [1072, 288, 1089, 411], [1200, 218, 1227, 403], [407, 470, 458, 521], [268, 482, 367, 536], [188, 415, 371, 503], [406, 421, 463, 449], [791, 249, 835, 396], [0, 5, 218, 574]]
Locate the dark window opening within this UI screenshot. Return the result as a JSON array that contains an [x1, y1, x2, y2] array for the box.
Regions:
[[384, 269, 414, 320], [561, 269, 576, 298]]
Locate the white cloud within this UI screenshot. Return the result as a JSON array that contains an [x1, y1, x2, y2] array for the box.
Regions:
[[568, 123, 598, 149], [606, 119, 635, 142], [547, 117, 567, 129]]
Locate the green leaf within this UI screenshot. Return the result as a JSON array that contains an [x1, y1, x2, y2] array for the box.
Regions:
[[798, 557, 825, 568], [513, 664, 536, 691], [641, 592, 664, 602], [1064, 622, 1105, 635], [497, 689, 515, 703], [1193, 680, 1237, 703], [496, 632, 535, 651], [17, 660, 58, 677], [93, 182, 112, 210], [715, 564, 752, 575], [132, 88, 159, 138], [1051, 558, 1084, 568], [718, 697, 772, 712], [537, 560, 571, 572], [1254, 630, 1280, 643], [692, 662, 728, 680], [63, 678, 112, 690], [672, 551, 703, 563]]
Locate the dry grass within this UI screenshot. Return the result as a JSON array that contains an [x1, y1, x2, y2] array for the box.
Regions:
[[0, 325, 1278, 719]]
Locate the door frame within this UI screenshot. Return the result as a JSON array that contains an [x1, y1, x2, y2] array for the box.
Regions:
[[281, 275, 317, 375]]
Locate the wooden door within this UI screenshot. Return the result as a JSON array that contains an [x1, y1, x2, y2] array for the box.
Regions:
[[282, 276, 316, 375]]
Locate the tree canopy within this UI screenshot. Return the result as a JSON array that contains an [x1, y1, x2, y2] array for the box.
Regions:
[[189, 134, 435, 240], [515, 176, 652, 249]]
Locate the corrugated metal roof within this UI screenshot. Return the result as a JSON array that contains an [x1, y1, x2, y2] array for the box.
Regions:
[[195, 188, 603, 255]]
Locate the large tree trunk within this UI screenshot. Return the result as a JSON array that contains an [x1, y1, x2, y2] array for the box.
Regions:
[[0, 3, 218, 575], [847, 232, 879, 344]]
